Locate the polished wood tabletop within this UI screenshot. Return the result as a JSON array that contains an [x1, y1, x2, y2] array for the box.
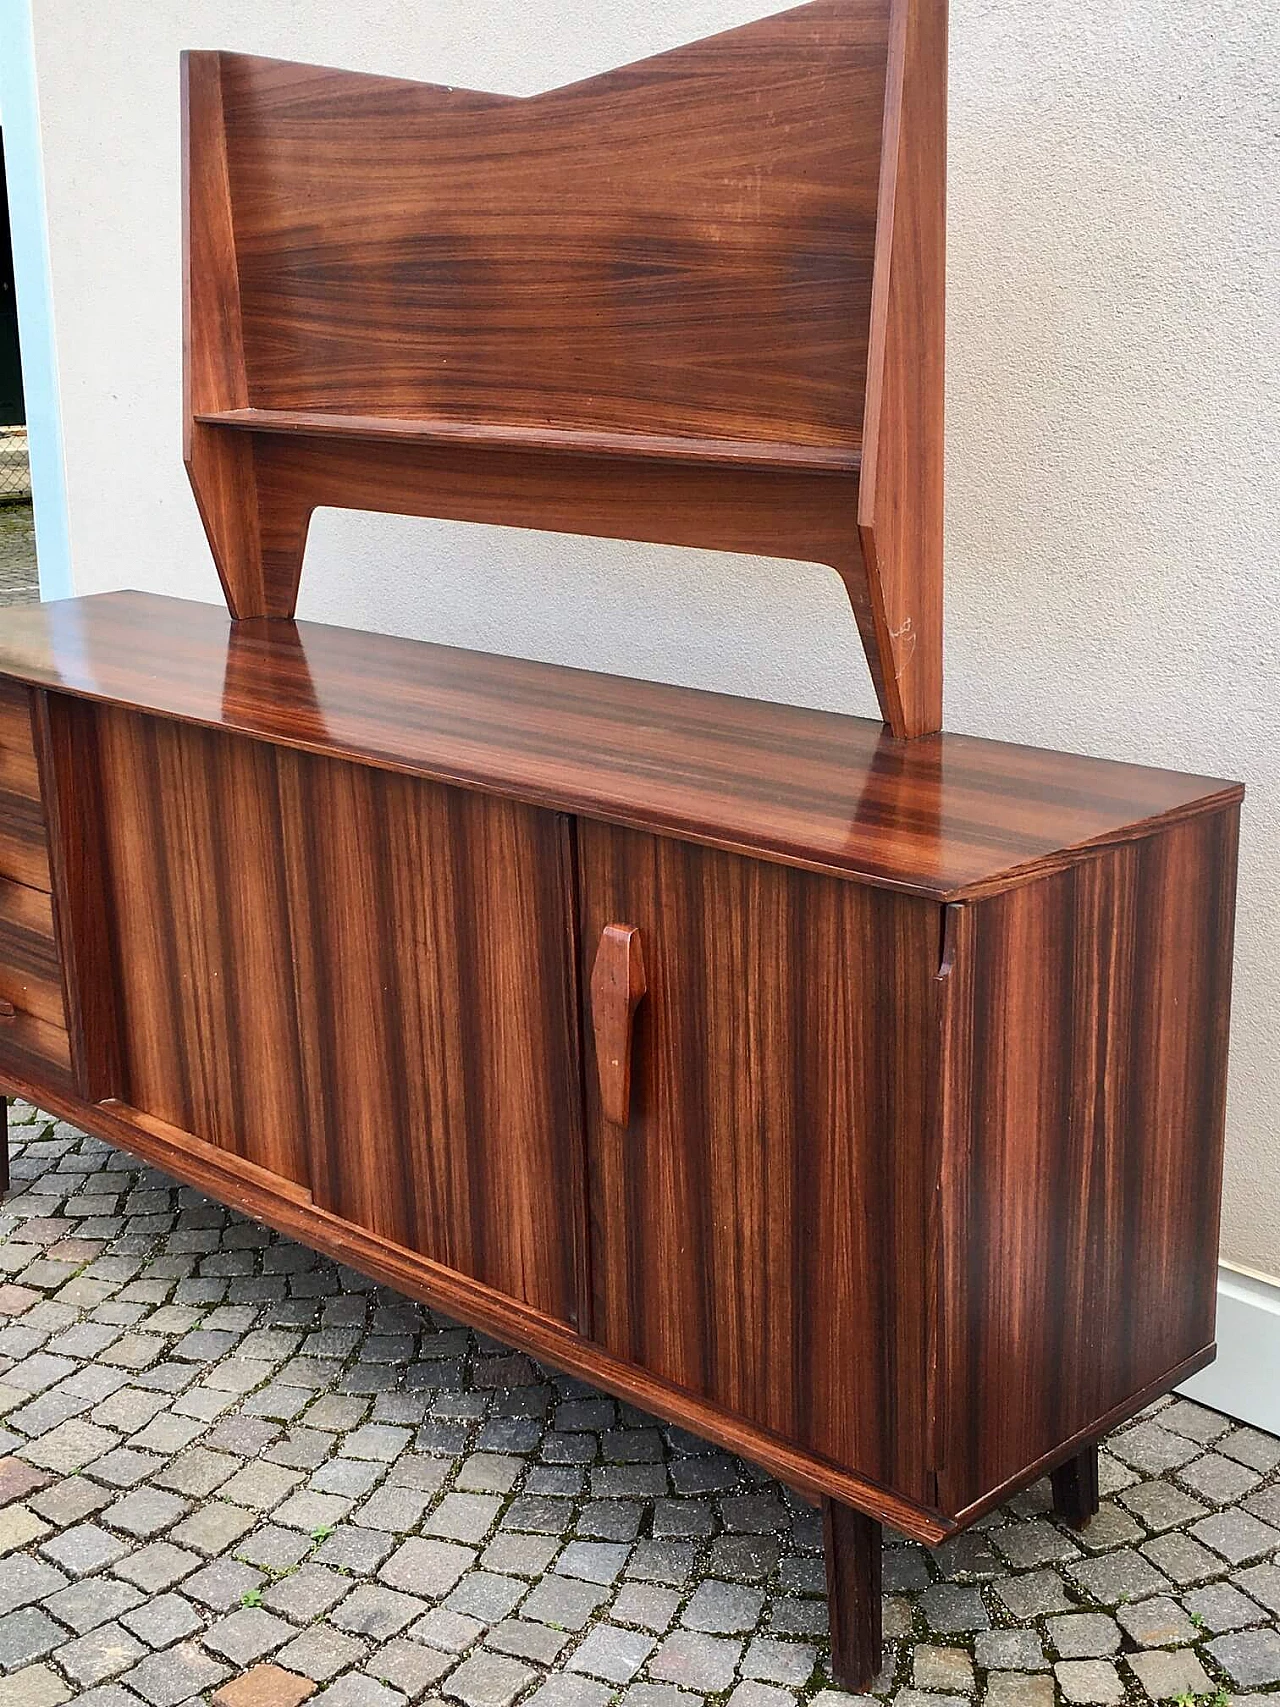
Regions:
[[0, 592, 1239, 901]]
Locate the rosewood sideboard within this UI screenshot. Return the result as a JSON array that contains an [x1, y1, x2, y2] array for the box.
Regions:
[[0, 0, 1242, 1688]]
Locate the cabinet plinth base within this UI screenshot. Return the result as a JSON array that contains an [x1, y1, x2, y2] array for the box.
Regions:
[[823, 1497, 883, 1693], [1050, 1444, 1100, 1531]]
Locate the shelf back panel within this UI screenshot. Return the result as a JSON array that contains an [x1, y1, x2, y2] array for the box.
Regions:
[[216, 0, 889, 449]]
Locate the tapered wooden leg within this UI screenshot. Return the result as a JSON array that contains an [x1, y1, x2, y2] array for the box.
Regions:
[[1051, 1444, 1099, 1530], [823, 1497, 882, 1693]]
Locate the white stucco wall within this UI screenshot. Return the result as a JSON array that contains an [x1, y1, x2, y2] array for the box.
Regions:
[[18, 0, 1280, 1269]]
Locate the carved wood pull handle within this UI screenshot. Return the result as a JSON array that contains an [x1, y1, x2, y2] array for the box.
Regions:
[[590, 924, 647, 1126]]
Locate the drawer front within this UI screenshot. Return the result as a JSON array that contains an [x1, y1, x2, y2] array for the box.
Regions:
[[0, 680, 72, 1091], [0, 679, 52, 892], [0, 877, 65, 1029], [577, 819, 941, 1500]]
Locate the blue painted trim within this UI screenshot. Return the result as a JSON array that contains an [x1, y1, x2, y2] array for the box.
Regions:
[[0, 0, 73, 599]]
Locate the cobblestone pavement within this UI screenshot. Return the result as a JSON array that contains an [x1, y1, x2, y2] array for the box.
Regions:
[[0, 1100, 1277, 1707], [0, 504, 39, 607]]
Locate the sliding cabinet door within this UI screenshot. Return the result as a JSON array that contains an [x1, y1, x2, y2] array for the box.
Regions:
[[275, 748, 587, 1330], [578, 819, 940, 1499]]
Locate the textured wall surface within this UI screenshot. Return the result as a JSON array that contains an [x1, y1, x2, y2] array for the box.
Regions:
[[23, 0, 1280, 1267]]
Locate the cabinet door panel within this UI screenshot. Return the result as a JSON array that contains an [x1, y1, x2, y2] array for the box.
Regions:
[[277, 748, 587, 1330], [578, 821, 939, 1499]]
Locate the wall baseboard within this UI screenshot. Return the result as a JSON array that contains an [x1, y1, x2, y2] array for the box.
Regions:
[[1176, 1262, 1280, 1435]]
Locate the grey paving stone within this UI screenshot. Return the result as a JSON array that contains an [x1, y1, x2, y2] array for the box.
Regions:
[[40, 1575, 143, 1636], [895, 1690, 964, 1707], [1219, 1426, 1280, 1473], [614, 1583, 683, 1634], [237, 1521, 313, 1571], [1140, 1528, 1222, 1585], [203, 1603, 295, 1663], [52, 1619, 146, 1687], [1178, 1453, 1262, 1505], [1072, 1502, 1144, 1553], [117, 1590, 202, 1647], [481, 1533, 559, 1578], [1190, 1507, 1280, 1564], [1052, 1662, 1123, 1705], [262, 1562, 350, 1622], [973, 1631, 1047, 1672], [1125, 1648, 1213, 1700], [168, 1499, 256, 1555], [0, 1604, 64, 1669], [443, 1650, 536, 1707], [1206, 1627, 1280, 1688], [681, 1579, 765, 1634], [707, 1536, 781, 1583], [112, 1539, 200, 1590], [521, 1573, 610, 1631], [526, 1677, 615, 1707], [1066, 1547, 1170, 1605], [343, 1425, 412, 1463], [993, 1570, 1072, 1620], [982, 1679, 1054, 1707], [0, 1663, 72, 1707], [741, 1636, 817, 1685], [1117, 1480, 1209, 1532], [1108, 1422, 1198, 1475], [39, 1518, 130, 1576], [556, 1539, 632, 1584], [1232, 1561, 1280, 1615], [627, 1540, 698, 1587], [569, 1623, 658, 1683], [277, 1623, 368, 1683], [411, 1605, 486, 1653], [103, 1486, 190, 1538], [1182, 1578, 1265, 1632], [427, 1493, 503, 1544], [379, 1536, 476, 1597], [1043, 1614, 1119, 1659], [367, 1636, 453, 1699], [650, 1630, 744, 1690], [120, 1640, 230, 1706], [332, 1584, 426, 1639], [314, 1523, 397, 1574], [727, 1684, 797, 1707], [912, 1645, 975, 1692], [1159, 1399, 1232, 1444], [183, 1554, 266, 1610], [0, 1553, 68, 1613], [445, 1571, 526, 1624], [314, 1678, 407, 1707], [992, 1520, 1079, 1568], [1113, 1595, 1197, 1647]]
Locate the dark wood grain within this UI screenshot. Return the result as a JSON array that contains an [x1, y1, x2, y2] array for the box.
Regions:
[[30, 693, 126, 1102], [858, 0, 946, 736], [273, 745, 589, 1329], [824, 1500, 884, 1691], [91, 705, 312, 1188], [0, 595, 1241, 903], [181, 0, 947, 735], [577, 819, 939, 1501], [936, 805, 1241, 1521]]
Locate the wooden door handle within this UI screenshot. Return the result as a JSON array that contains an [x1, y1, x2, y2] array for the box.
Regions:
[[590, 924, 647, 1126]]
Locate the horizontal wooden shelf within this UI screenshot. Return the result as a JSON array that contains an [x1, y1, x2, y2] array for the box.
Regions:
[[194, 408, 861, 477]]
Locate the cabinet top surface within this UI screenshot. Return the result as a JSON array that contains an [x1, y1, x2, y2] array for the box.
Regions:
[[0, 592, 1240, 901]]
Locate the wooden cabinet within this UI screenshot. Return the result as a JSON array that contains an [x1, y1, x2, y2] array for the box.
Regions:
[[0, 601, 1240, 1681]]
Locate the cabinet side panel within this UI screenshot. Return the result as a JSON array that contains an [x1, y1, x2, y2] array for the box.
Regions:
[[939, 806, 1239, 1516], [94, 705, 311, 1187], [579, 822, 939, 1500]]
